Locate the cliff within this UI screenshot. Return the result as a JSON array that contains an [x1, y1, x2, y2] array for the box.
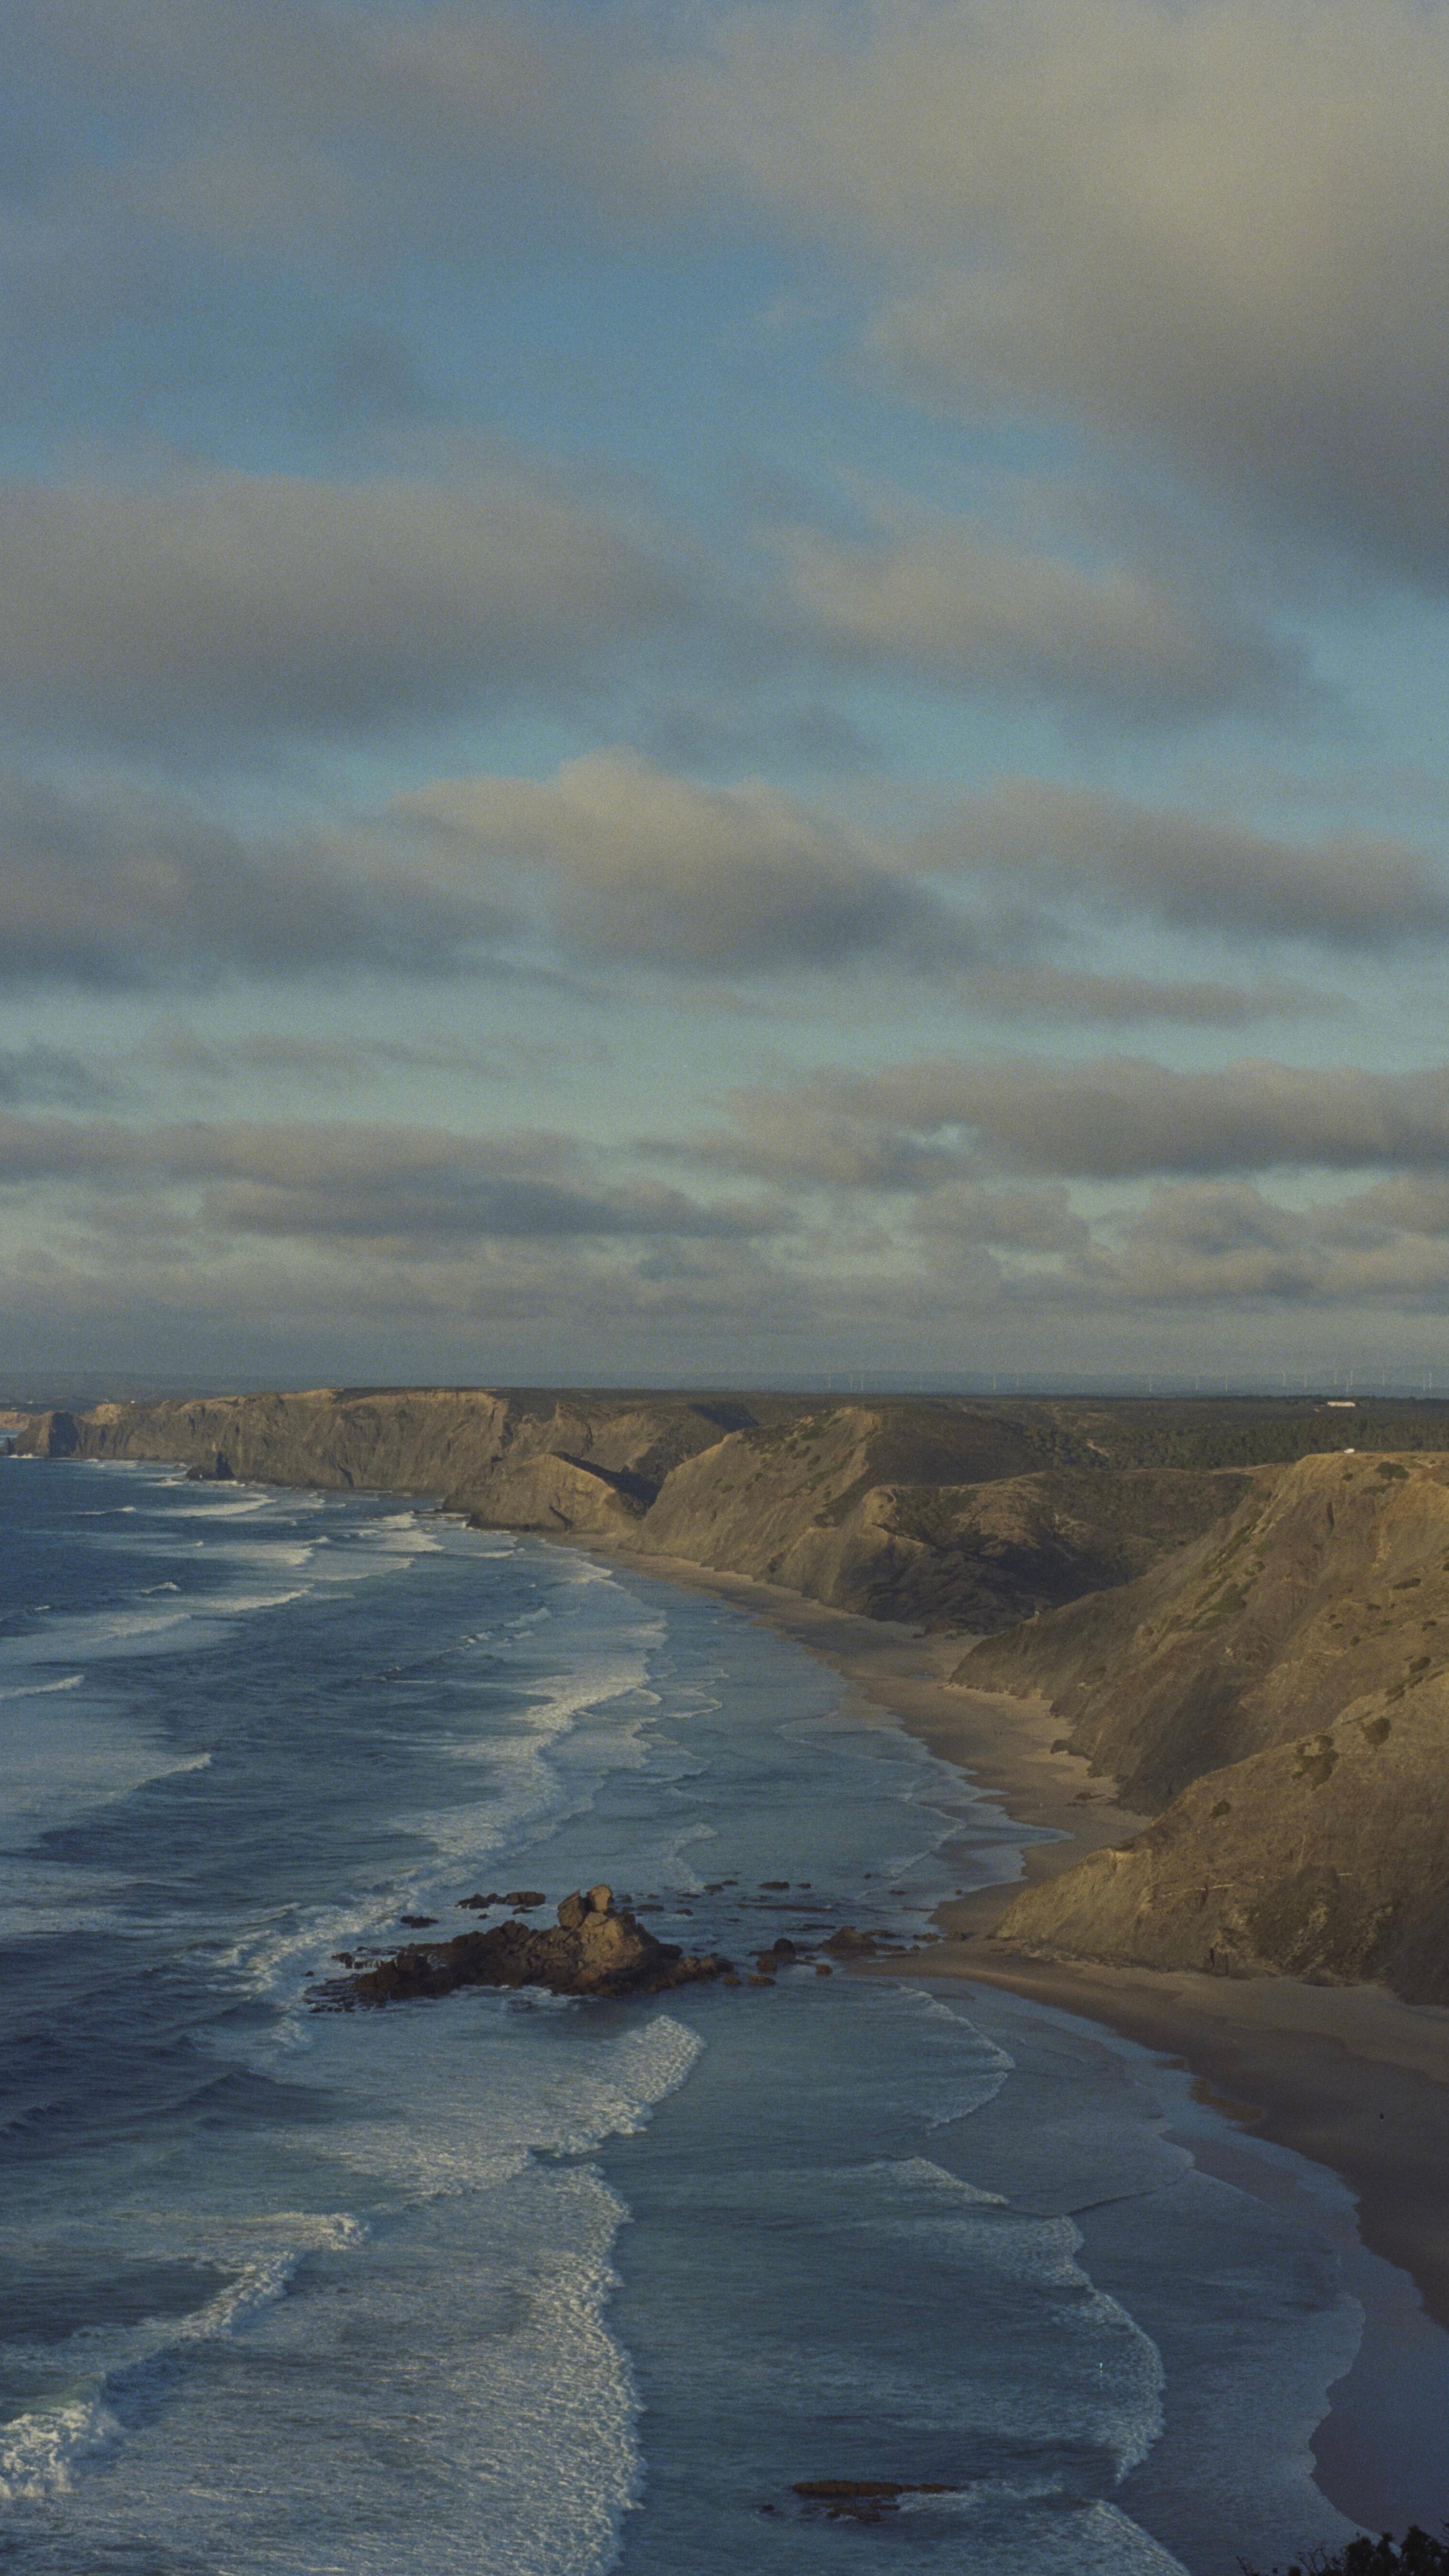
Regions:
[[961, 1453, 1449, 1998], [13, 1388, 1247, 1636]]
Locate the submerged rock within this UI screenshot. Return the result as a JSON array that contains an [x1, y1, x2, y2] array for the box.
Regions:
[[318, 1888, 731, 2007], [792, 2480, 959, 2524]]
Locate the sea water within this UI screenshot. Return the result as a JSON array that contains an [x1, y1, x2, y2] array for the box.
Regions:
[[0, 1455, 1429, 2574]]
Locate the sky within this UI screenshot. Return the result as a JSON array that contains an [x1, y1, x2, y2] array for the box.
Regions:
[[5, 0, 1449, 1393]]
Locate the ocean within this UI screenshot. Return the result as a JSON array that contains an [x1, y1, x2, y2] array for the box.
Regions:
[[0, 1454, 1437, 2574]]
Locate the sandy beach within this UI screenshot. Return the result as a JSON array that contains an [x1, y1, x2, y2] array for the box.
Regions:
[[584, 1536, 1449, 2530]]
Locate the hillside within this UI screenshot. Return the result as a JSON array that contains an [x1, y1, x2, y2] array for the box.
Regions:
[[634, 1407, 1250, 1626], [960, 1452, 1449, 1998]]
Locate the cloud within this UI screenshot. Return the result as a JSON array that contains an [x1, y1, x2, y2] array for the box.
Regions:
[[907, 1171, 1449, 1309], [6, 3, 610, 258], [0, 1043, 117, 1108], [710, 1055, 1449, 1185], [0, 1111, 776, 1255], [125, 1027, 601, 1093], [1, 746, 1427, 1001], [935, 780, 1449, 949], [958, 966, 1336, 1027], [641, 0, 1449, 576], [18, 5, 1449, 582], [915, 1179, 1089, 1256], [0, 465, 684, 740], [0, 769, 507, 989], [405, 750, 954, 973], [775, 495, 1293, 717]]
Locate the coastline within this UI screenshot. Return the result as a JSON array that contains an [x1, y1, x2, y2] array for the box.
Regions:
[[582, 1533, 1449, 2534]]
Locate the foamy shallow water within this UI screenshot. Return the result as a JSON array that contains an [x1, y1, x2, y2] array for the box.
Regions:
[[0, 1456, 1431, 2572]]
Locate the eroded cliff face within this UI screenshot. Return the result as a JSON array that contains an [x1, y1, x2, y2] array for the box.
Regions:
[[966, 1452, 1449, 1997]]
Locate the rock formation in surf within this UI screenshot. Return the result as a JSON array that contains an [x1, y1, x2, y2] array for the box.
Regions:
[[322, 1884, 730, 2005]]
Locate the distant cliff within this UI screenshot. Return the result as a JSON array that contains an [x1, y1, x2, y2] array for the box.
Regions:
[[962, 1451, 1449, 1999], [13, 1386, 1250, 1636]]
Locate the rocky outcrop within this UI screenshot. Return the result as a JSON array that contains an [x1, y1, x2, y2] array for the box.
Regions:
[[323, 1885, 730, 2005], [967, 1454, 1449, 1997]]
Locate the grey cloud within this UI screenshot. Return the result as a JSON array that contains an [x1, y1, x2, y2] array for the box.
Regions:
[[915, 1181, 1089, 1256], [127, 1028, 602, 1093], [934, 781, 1449, 950], [1113, 1183, 1314, 1297], [1321, 1177, 1449, 1246], [1082, 1183, 1449, 1308], [858, 1057, 1449, 1182], [19, 3, 1449, 583], [18, 747, 1386, 1001], [911, 1171, 1449, 1309], [712, 1056, 1449, 1187], [653, 0, 1449, 580], [406, 752, 960, 974], [673, 1092, 972, 1193], [958, 966, 1338, 1027], [12, 1, 626, 240], [0, 467, 683, 740], [0, 769, 508, 989], [775, 502, 1293, 719], [0, 1112, 776, 1253], [0, 1043, 117, 1108]]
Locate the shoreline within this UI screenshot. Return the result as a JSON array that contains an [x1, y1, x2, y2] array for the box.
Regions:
[[579, 1534, 1449, 2537]]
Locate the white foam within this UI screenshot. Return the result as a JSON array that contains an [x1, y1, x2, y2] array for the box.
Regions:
[[892, 2486, 1190, 2572], [0, 1671, 83, 1703], [308, 2011, 705, 2195], [0, 2398, 122, 2504], [805, 2157, 1167, 2484], [0, 2213, 371, 2514], [897, 1988, 1017, 2128], [203, 1588, 308, 1615], [870, 2154, 1008, 2206], [369, 1512, 443, 1554]]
